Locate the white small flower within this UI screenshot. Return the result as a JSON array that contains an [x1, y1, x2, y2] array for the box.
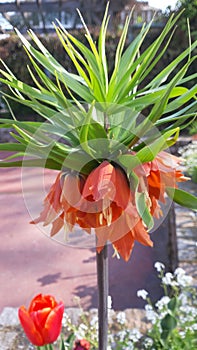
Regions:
[[107, 334, 114, 344], [178, 292, 188, 305], [90, 315, 98, 327], [116, 311, 126, 325], [179, 330, 186, 339], [177, 273, 193, 287], [159, 310, 168, 320], [75, 323, 88, 339], [129, 328, 142, 342], [180, 305, 197, 318], [154, 261, 165, 272], [145, 304, 153, 311], [174, 267, 185, 276], [108, 295, 113, 309], [124, 343, 134, 350], [62, 312, 71, 326], [117, 329, 127, 342], [162, 272, 174, 285], [143, 337, 154, 348], [190, 323, 197, 331], [137, 289, 148, 300], [145, 304, 158, 324], [155, 296, 170, 310]]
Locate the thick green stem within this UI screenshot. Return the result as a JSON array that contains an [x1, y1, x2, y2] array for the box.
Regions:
[[37, 345, 53, 350], [96, 244, 109, 350]]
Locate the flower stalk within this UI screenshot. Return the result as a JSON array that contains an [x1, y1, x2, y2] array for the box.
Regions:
[[96, 244, 109, 350], [37, 345, 54, 350]]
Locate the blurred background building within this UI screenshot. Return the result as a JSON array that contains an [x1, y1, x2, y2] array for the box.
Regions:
[[0, 0, 161, 33]]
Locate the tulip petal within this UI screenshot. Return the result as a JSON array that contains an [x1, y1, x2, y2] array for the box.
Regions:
[[43, 302, 64, 344], [30, 308, 51, 331], [18, 306, 44, 346]]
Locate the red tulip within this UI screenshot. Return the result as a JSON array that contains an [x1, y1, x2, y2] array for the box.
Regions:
[[18, 293, 64, 346], [73, 339, 91, 350]]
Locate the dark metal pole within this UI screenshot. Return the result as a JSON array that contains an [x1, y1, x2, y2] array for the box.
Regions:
[[96, 244, 109, 350]]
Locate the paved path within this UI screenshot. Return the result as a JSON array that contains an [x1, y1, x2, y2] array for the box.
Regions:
[[175, 180, 197, 286], [0, 164, 196, 313]]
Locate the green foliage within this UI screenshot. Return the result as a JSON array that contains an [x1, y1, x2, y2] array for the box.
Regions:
[[58, 264, 197, 350], [0, 29, 119, 119], [175, 0, 197, 36], [188, 120, 197, 135], [0, 6, 197, 211], [134, 264, 197, 350], [161, 313, 177, 340], [166, 187, 197, 210]]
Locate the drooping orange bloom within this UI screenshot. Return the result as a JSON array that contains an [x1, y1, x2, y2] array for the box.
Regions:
[[31, 172, 86, 236], [18, 294, 64, 346], [31, 153, 188, 261], [134, 151, 188, 218], [80, 161, 153, 261]]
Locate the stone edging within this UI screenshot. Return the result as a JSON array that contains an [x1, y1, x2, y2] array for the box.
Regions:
[[0, 307, 148, 350]]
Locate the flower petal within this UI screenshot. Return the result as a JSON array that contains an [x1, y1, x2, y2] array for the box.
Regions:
[[43, 302, 64, 344], [82, 161, 116, 202], [50, 213, 64, 236], [18, 306, 44, 346], [133, 220, 153, 247], [112, 231, 135, 262]]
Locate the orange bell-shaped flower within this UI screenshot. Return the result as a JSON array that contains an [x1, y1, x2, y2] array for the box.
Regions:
[[80, 161, 153, 261], [32, 154, 188, 262]]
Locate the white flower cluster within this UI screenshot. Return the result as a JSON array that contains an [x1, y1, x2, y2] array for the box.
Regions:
[[179, 141, 197, 164], [145, 304, 158, 324], [174, 267, 193, 287], [61, 263, 196, 350], [62, 311, 72, 328], [139, 263, 197, 349], [178, 140, 197, 178], [116, 311, 127, 325], [74, 323, 89, 340], [162, 267, 193, 287], [110, 328, 142, 350], [155, 296, 170, 310]]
